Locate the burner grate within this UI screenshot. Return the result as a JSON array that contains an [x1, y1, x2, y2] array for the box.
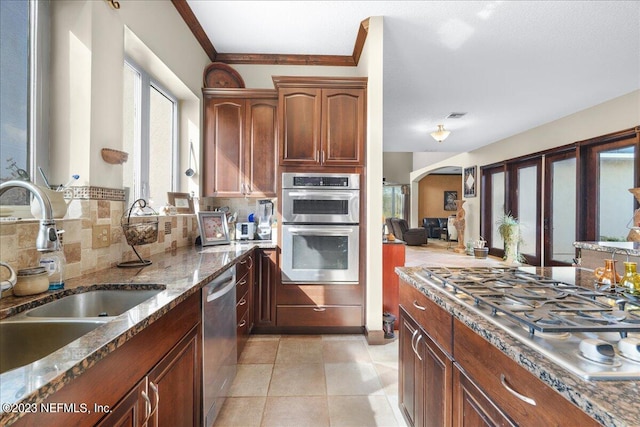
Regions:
[[421, 267, 640, 335]]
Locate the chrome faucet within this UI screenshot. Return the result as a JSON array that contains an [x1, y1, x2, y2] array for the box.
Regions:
[[0, 180, 59, 252]]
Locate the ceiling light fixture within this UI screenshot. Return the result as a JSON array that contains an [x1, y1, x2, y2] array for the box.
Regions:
[[430, 124, 451, 143]]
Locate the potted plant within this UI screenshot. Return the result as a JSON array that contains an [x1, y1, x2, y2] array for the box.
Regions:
[[473, 237, 489, 259], [497, 213, 525, 264]]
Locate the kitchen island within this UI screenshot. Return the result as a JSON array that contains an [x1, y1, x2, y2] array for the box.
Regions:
[[396, 265, 639, 427], [0, 241, 275, 426]]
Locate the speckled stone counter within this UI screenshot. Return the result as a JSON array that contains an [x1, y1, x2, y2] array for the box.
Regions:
[[396, 265, 640, 427], [0, 241, 276, 425], [574, 241, 640, 257]]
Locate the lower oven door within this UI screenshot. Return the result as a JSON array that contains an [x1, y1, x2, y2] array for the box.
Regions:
[[282, 224, 359, 283]]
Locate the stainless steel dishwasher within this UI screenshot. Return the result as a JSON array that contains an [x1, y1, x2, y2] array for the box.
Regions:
[[202, 267, 237, 427]]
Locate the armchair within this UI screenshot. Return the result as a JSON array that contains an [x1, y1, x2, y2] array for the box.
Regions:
[[390, 218, 428, 246]]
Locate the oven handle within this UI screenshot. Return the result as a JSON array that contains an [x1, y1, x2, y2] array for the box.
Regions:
[[286, 226, 357, 236], [286, 191, 358, 199]]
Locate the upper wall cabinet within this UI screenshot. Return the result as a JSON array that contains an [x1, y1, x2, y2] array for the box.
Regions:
[[202, 89, 278, 197], [274, 77, 367, 167]]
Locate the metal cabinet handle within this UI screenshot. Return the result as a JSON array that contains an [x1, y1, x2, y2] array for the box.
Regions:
[[149, 381, 159, 419], [238, 279, 247, 287], [414, 334, 423, 361], [248, 256, 253, 270], [500, 374, 536, 406], [410, 329, 419, 355], [313, 307, 326, 312], [321, 150, 326, 163], [141, 390, 151, 424], [238, 298, 247, 306], [238, 319, 247, 327], [413, 300, 426, 311]]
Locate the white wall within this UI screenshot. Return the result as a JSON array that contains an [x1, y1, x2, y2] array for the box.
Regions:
[[49, 0, 209, 190], [410, 90, 640, 245], [383, 152, 412, 184]]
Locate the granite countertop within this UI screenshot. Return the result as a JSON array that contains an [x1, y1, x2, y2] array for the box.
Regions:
[[0, 241, 276, 424], [574, 241, 640, 257], [396, 265, 640, 427]]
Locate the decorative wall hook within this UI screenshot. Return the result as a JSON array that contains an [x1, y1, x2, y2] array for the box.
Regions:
[[105, 0, 120, 10]]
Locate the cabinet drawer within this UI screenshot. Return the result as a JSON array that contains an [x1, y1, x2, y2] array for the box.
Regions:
[[236, 289, 249, 319], [453, 320, 599, 427], [277, 283, 362, 305], [399, 279, 453, 355], [277, 305, 362, 327], [237, 308, 250, 357], [236, 254, 254, 282], [236, 275, 250, 303]]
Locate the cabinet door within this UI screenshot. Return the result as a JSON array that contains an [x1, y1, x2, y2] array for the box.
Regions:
[[245, 99, 277, 197], [453, 365, 516, 427], [95, 378, 147, 427], [203, 98, 244, 196], [419, 330, 453, 427], [254, 249, 278, 327], [148, 325, 201, 427], [321, 88, 365, 166], [399, 307, 420, 426], [279, 87, 321, 165]]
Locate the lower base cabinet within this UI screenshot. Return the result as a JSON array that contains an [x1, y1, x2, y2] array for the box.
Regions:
[[13, 292, 201, 427], [399, 279, 599, 427]]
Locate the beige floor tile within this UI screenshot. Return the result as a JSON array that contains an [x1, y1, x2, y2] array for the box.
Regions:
[[323, 340, 372, 363], [325, 362, 384, 396], [228, 364, 273, 397], [261, 396, 329, 427], [385, 395, 409, 427], [239, 339, 279, 364], [328, 395, 401, 427], [321, 334, 366, 341], [275, 338, 323, 364], [247, 334, 281, 342], [373, 362, 399, 396], [213, 397, 266, 427], [268, 363, 326, 396], [366, 339, 400, 366]]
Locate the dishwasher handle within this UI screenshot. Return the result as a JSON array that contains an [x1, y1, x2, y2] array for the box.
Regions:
[[205, 275, 236, 303]]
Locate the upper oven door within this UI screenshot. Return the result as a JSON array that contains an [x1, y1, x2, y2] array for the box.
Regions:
[[281, 189, 359, 224]]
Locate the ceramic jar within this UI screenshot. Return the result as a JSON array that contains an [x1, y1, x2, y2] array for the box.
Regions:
[[594, 259, 622, 285], [619, 262, 640, 293], [14, 267, 49, 296]]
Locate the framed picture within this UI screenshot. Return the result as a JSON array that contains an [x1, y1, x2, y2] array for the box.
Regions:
[[444, 191, 458, 211], [197, 212, 230, 246], [167, 192, 194, 214], [464, 166, 477, 197]]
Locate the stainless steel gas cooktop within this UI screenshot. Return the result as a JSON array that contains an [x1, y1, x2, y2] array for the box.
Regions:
[[415, 266, 640, 380]]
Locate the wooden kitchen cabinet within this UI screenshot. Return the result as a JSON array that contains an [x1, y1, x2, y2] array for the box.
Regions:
[[13, 293, 201, 427], [274, 77, 366, 167], [453, 320, 599, 427], [399, 305, 453, 427], [253, 248, 278, 329], [202, 89, 278, 197]]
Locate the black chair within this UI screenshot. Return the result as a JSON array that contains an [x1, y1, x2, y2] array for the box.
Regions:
[[390, 218, 428, 246], [422, 218, 442, 239]]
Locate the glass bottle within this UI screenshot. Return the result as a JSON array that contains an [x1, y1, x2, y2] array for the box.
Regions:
[[619, 262, 640, 294]]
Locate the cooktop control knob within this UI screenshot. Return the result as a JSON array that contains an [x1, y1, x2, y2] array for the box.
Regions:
[[579, 338, 615, 363], [618, 338, 640, 363]]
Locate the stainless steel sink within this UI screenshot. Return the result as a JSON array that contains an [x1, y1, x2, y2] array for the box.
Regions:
[[25, 289, 162, 318], [0, 320, 104, 374]]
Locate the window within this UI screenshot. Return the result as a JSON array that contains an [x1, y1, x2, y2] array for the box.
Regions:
[[383, 184, 408, 221], [0, 0, 48, 206], [122, 60, 178, 207]]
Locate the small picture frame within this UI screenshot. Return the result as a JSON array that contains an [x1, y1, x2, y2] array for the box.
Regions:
[[197, 212, 230, 246], [464, 166, 477, 197], [167, 192, 194, 214], [444, 191, 458, 211]]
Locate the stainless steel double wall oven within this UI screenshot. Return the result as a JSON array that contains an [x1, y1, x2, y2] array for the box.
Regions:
[[281, 172, 360, 284]]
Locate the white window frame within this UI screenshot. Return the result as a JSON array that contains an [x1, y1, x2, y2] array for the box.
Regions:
[[124, 58, 179, 203]]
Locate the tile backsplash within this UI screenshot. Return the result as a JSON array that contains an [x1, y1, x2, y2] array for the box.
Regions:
[[0, 198, 199, 283]]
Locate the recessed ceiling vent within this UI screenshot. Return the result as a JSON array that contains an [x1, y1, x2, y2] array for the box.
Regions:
[[447, 112, 467, 119]]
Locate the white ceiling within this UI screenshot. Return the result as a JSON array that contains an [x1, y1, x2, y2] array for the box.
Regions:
[[187, 1, 640, 153]]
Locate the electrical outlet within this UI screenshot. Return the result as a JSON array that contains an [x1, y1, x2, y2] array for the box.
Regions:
[[92, 224, 111, 249]]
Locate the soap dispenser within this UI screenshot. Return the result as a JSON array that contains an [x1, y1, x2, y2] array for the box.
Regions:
[[39, 231, 66, 290]]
